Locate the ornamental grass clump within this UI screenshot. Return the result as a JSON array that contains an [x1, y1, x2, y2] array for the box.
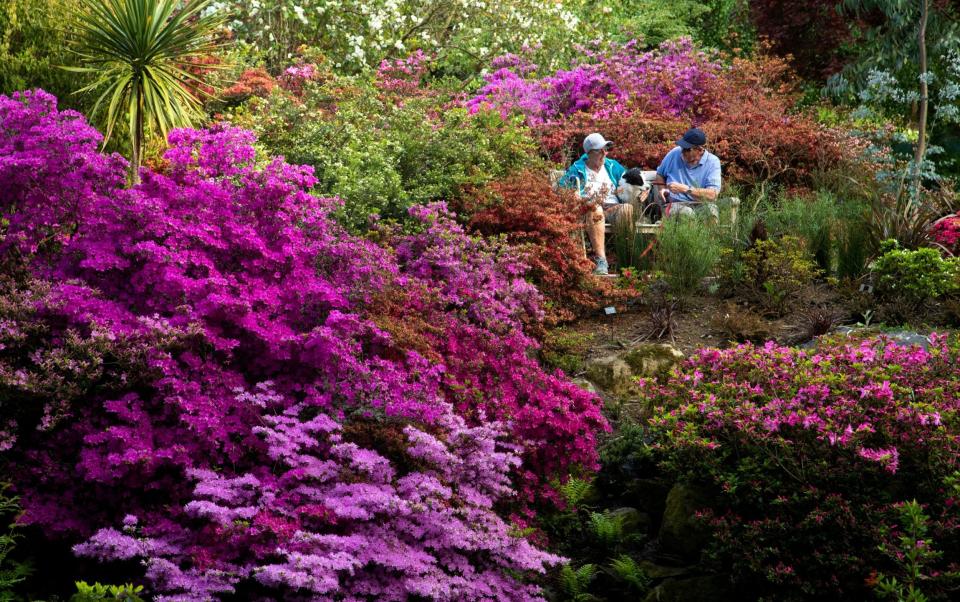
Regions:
[[653, 218, 721, 298], [0, 90, 609, 600], [644, 335, 960, 600]]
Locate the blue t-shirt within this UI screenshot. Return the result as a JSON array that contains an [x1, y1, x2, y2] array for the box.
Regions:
[[655, 146, 722, 203]]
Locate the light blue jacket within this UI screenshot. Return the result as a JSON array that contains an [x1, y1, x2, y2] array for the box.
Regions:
[[560, 155, 627, 199]]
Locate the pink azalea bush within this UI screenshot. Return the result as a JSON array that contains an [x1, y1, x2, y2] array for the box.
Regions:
[[932, 213, 960, 256], [466, 38, 721, 124], [375, 50, 432, 97], [645, 336, 960, 599], [0, 90, 609, 599]]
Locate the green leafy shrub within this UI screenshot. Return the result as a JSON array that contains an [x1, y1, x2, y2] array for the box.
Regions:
[[872, 240, 960, 309], [240, 76, 536, 231], [872, 500, 959, 602], [653, 218, 722, 298], [730, 235, 821, 316], [0, 0, 87, 103]]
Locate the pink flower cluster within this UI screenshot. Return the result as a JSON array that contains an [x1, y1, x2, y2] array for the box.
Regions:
[[931, 213, 960, 255], [376, 50, 432, 97], [645, 336, 960, 598], [279, 62, 319, 96], [0, 90, 608, 600], [649, 337, 960, 471]]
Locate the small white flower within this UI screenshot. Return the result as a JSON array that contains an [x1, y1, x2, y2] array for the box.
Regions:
[[292, 5, 308, 25]]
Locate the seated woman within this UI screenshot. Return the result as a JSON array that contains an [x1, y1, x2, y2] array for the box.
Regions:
[[559, 133, 634, 275]]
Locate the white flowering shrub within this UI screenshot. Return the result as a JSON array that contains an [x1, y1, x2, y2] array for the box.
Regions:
[[214, 0, 582, 73]]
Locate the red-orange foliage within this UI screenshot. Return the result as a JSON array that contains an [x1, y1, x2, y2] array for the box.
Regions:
[[222, 68, 278, 104], [535, 109, 686, 172], [457, 172, 624, 324], [701, 54, 850, 191], [182, 54, 221, 99]]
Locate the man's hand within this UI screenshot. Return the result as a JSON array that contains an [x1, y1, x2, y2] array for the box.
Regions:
[[666, 182, 691, 195]]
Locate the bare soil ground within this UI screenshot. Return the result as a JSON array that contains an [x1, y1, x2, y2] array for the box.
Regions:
[[560, 282, 854, 362]]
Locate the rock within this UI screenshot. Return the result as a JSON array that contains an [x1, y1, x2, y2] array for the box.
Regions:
[[821, 326, 932, 350], [625, 478, 670, 520], [623, 343, 685, 379], [642, 574, 731, 602], [658, 482, 712, 562], [607, 507, 650, 535], [584, 355, 635, 394], [635, 561, 690, 580], [571, 378, 599, 395]]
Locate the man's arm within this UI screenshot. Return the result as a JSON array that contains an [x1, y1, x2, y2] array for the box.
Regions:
[[694, 157, 722, 202], [684, 185, 718, 202]]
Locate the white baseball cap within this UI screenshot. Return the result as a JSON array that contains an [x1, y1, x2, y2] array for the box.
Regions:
[[583, 132, 613, 153]]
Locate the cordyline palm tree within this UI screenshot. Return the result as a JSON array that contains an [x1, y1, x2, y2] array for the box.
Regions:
[[68, 0, 225, 182]]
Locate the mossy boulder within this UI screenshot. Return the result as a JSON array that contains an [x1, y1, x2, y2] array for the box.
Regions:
[[642, 574, 731, 602], [607, 506, 651, 536], [571, 377, 599, 395], [623, 343, 685, 379], [584, 355, 635, 395], [658, 482, 712, 562]]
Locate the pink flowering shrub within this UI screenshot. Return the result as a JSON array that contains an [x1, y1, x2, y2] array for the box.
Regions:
[[466, 38, 721, 124], [0, 90, 608, 599], [375, 50, 432, 97], [644, 336, 960, 599], [278, 62, 320, 97], [932, 213, 960, 256]]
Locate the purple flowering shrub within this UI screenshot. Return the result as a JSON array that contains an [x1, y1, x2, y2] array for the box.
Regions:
[[0, 91, 608, 599], [645, 337, 960, 599], [0, 89, 127, 257], [466, 38, 721, 124]]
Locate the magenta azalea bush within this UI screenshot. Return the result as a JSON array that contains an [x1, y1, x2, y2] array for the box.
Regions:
[[645, 336, 960, 599], [0, 90, 609, 600], [466, 38, 721, 124]]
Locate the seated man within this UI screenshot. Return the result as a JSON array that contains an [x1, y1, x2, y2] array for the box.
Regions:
[[560, 133, 634, 275], [652, 127, 721, 220]]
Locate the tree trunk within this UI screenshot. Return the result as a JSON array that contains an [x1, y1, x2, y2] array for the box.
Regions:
[[912, 0, 929, 203], [132, 84, 143, 185]]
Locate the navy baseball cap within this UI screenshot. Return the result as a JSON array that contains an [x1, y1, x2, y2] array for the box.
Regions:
[[676, 127, 707, 149]]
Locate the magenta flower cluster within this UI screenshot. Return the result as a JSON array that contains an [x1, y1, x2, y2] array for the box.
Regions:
[[466, 38, 721, 124], [0, 90, 608, 599]]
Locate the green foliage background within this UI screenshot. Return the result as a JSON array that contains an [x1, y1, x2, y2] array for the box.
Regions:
[[0, 0, 87, 106]]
